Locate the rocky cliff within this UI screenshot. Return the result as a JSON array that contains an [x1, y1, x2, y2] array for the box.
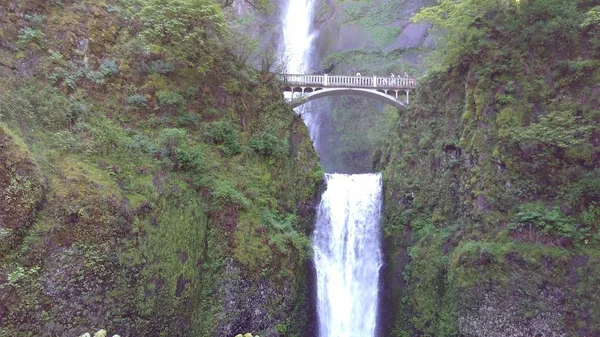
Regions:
[[0, 1, 321, 336], [376, 1, 600, 336]]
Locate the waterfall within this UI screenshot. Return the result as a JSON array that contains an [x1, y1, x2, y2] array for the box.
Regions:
[[280, 2, 383, 337], [313, 174, 383, 337], [280, 0, 322, 148]]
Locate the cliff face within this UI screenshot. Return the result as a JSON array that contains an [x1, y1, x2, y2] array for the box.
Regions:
[[0, 1, 321, 336], [377, 1, 600, 336]]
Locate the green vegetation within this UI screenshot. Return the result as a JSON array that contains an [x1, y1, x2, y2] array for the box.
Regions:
[[380, 0, 600, 335], [0, 0, 321, 336]]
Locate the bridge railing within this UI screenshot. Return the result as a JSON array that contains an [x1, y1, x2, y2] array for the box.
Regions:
[[278, 74, 416, 89]]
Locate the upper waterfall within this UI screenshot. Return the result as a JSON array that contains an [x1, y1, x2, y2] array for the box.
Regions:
[[280, 0, 322, 149], [281, 0, 316, 74]]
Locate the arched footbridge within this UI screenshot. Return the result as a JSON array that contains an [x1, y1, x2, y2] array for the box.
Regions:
[[278, 74, 416, 110]]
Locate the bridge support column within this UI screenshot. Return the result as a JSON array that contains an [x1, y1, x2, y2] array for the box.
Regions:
[[406, 90, 410, 104], [324, 74, 328, 86]]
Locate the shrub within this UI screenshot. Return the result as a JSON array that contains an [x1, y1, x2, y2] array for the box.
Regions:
[[126, 94, 148, 108], [6, 265, 40, 289], [261, 210, 311, 260], [157, 128, 187, 159], [157, 90, 186, 111], [175, 112, 201, 128], [86, 70, 106, 84], [249, 131, 287, 157], [127, 134, 157, 155], [150, 60, 174, 74], [204, 121, 242, 156], [17, 27, 44, 45], [174, 144, 206, 173], [508, 203, 581, 241], [0, 85, 72, 130], [212, 179, 250, 209], [138, 0, 228, 73], [24, 14, 47, 24], [99, 59, 118, 76]]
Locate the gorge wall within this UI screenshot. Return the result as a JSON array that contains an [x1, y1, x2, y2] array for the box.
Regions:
[[0, 1, 321, 336], [375, 1, 600, 336]]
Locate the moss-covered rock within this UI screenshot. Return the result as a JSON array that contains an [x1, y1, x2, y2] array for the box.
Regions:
[[0, 124, 44, 256], [379, 1, 600, 336], [0, 1, 322, 336]]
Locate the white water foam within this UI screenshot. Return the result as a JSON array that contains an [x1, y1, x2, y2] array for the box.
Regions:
[[313, 174, 383, 337]]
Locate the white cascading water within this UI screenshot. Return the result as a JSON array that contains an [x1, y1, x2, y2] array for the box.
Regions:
[[313, 174, 383, 337], [281, 0, 321, 147], [281, 2, 383, 337]]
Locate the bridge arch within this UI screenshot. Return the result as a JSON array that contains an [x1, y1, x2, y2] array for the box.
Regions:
[[287, 88, 408, 110]]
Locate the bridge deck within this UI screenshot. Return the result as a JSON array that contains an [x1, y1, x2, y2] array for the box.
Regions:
[[278, 74, 415, 90]]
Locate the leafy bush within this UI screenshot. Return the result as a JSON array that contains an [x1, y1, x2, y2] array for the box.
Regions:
[[24, 14, 47, 24], [261, 210, 311, 260], [157, 90, 186, 111], [508, 109, 593, 149], [249, 131, 287, 157], [0, 85, 72, 130], [204, 121, 242, 156], [6, 265, 40, 289], [85, 70, 106, 84], [17, 27, 44, 45], [212, 178, 250, 209], [138, 0, 228, 73], [127, 134, 157, 155], [126, 94, 148, 108], [157, 128, 188, 158], [150, 60, 174, 74], [175, 112, 201, 128], [508, 203, 580, 241], [174, 144, 207, 173], [99, 60, 118, 76]]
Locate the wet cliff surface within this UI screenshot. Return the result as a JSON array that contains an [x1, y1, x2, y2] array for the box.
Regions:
[[0, 1, 321, 336]]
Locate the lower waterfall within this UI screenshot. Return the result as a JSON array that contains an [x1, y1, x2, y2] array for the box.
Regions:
[[313, 173, 383, 337]]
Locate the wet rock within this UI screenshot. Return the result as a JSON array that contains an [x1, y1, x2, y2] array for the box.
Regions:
[[335, 23, 379, 53], [383, 23, 431, 52], [457, 284, 566, 336], [213, 261, 293, 336]]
